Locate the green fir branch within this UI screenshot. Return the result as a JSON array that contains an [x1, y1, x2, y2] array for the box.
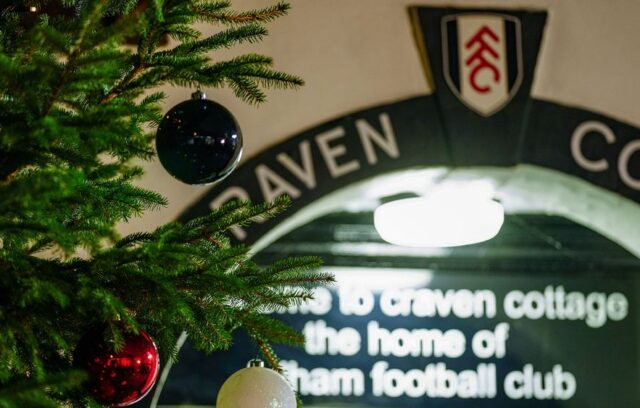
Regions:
[[194, 1, 291, 26], [0, 371, 86, 408], [0, 2, 329, 406]]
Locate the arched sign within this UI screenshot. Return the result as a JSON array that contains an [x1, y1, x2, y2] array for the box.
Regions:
[[179, 7, 639, 245], [155, 6, 640, 408]]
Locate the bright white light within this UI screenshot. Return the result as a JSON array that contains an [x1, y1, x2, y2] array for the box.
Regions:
[[374, 190, 504, 247]]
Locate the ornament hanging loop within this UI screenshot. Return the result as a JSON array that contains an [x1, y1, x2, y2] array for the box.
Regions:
[[247, 358, 265, 368], [191, 89, 207, 100]]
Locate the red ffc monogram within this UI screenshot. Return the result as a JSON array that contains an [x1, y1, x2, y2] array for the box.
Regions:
[[465, 26, 501, 93]]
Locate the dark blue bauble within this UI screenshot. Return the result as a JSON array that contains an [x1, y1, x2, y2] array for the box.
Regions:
[[156, 92, 242, 185]]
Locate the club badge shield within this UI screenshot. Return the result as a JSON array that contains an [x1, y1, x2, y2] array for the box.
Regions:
[[442, 14, 523, 116]]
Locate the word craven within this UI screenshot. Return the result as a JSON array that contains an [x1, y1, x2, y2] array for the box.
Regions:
[[276, 285, 628, 401]]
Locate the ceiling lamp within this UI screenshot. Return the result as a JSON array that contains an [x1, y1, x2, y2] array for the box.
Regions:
[[374, 185, 504, 248]]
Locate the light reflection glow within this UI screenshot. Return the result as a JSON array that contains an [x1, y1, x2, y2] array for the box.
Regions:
[[374, 186, 504, 248]]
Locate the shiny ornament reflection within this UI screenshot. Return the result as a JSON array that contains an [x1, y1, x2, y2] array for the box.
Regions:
[[73, 324, 159, 407], [156, 91, 242, 185], [217, 359, 296, 408]]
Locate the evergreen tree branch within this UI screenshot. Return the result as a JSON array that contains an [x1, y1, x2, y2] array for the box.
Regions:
[[255, 338, 283, 373], [193, 1, 291, 25], [100, 61, 146, 104], [43, 0, 110, 116], [100, 21, 160, 104], [0, 2, 330, 406], [0, 371, 86, 408]]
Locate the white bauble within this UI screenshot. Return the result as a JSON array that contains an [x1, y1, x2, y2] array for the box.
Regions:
[[216, 360, 296, 408]]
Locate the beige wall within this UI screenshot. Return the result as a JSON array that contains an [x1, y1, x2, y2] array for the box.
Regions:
[[122, 0, 640, 235]]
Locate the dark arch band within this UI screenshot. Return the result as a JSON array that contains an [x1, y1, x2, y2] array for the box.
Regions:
[[178, 95, 640, 245]]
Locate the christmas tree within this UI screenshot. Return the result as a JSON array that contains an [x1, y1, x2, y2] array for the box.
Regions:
[[0, 1, 332, 406]]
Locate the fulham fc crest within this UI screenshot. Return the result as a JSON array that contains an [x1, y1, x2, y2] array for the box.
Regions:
[[442, 14, 523, 116]]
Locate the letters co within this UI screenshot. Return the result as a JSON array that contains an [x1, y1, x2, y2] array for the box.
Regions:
[[442, 14, 523, 117]]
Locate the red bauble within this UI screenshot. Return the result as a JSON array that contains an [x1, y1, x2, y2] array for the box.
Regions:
[[73, 324, 160, 407]]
